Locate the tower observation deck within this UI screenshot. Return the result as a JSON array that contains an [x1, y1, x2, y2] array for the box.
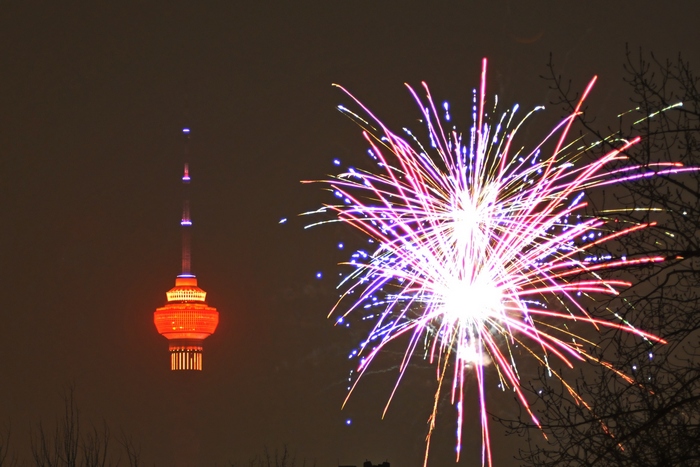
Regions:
[[154, 128, 219, 371]]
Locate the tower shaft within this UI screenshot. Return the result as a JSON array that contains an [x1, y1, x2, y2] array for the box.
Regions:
[[180, 131, 192, 276]]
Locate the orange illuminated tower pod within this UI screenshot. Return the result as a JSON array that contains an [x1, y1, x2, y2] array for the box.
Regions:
[[154, 128, 219, 371]]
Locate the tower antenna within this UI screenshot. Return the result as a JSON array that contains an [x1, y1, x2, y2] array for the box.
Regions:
[[181, 127, 192, 275]]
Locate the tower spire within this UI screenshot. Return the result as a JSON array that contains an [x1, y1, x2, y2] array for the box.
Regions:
[[180, 127, 192, 276], [154, 127, 220, 371]]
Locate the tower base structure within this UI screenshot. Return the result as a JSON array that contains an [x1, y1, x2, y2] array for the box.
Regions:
[[169, 340, 204, 370]]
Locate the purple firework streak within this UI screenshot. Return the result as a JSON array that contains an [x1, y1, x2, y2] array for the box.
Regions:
[[304, 58, 693, 466]]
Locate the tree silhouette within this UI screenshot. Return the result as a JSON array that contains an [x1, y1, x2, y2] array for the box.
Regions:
[[30, 387, 140, 467], [499, 49, 700, 466], [229, 445, 316, 467], [0, 424, 17, 467]]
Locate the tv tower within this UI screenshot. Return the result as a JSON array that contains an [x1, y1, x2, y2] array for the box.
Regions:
[[154, 127, 219, 370]]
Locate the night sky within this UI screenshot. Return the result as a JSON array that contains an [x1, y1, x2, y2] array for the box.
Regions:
[[0, 2, 698, 466]]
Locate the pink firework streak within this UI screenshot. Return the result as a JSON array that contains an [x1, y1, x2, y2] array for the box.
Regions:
[[304, 59, 694, 466]]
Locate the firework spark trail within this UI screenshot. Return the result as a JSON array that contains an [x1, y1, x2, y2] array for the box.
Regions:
[[303, 59, 696, 466]]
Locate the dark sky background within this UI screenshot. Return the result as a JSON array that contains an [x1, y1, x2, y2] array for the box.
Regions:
[[0, 2, 698, 466]]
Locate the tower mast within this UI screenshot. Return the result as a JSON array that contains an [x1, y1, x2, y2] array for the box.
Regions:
[[154, 128, 220, 371], [181, 128, 192, 275]]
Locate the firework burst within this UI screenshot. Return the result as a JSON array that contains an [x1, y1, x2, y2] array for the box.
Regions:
[[304, 59, 693, 466]]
